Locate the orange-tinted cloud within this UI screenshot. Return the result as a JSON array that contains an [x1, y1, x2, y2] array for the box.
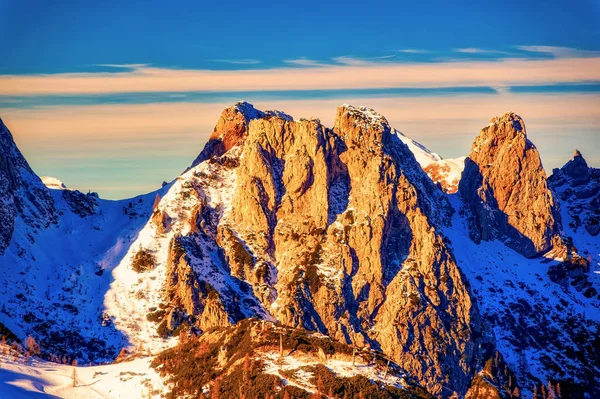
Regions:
[[1, 57, 599, 96]]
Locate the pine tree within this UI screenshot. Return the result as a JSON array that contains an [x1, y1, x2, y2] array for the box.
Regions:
[[279, 332, 284, 360], [547, 381, 556, 399], [25, 335, 39, 356]]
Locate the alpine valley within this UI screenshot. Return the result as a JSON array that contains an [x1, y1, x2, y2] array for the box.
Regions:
[[0, 102, 598, 399]]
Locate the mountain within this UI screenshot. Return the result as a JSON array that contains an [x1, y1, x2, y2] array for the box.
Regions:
[[0, 103, 598, 399]]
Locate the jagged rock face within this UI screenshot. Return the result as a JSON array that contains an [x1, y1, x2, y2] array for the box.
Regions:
[[189, 101, 292, 168], [0, 118, 56, 254], [62, 189, 99, 217], [549, 150, 600, 236], [217, 105, 481, 397], [163, 236, 231, 332], [464, 345, 520, 399], [459, 112, 560, 258], [561, 150, 590, 185]]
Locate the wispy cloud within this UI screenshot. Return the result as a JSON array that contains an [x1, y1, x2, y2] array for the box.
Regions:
[[95, 63, 150, 69], [283, 58, 325, 67], [492, 85, 511, 95], [211, 59, 261, 65], [516, 45, 600, 59], [0, 54, 599, 96], [331, 56, 375, 66], [453, 48, 510, 55], [397, 49, 428, 54]]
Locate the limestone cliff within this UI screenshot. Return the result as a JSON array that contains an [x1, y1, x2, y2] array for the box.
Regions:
[[459, 112, 561, 258], [215, 105, 481, 397]]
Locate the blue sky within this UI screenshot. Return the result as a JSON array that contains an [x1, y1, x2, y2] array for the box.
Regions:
[[2, 0, 600, 73], [0, 0, 599, 198]]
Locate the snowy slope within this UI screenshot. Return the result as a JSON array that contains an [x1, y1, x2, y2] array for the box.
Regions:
[[0, 348, 166, 399], [394, 129, 442, 167], [0, 187, 162, 361], [422, 157, 465, 194], [103, 148, 260, 353], [393, 129, 465, 193], [261, 350, 409, 393], [444, 194, 600, 395]]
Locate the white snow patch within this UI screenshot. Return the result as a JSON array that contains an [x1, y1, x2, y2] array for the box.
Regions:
[[0, 349, 166, 399]]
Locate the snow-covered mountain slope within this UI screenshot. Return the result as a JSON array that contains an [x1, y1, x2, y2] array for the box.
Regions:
[[0, 347, 166, 399], [0, 185, 161, 361], [394, 129, 442, 166], [393, 129, 465, 193], [423, 157, 466, 194], [103, 146, 270, 354], [445, 194, 599, 397]]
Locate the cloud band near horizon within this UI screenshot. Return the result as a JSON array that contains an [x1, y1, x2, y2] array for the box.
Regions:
[[1, 56, 600, 96]]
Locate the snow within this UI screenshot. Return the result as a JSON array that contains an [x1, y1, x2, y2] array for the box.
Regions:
[[424, 157, 466, 193], [0, 187, 160, 362], [0, 348, 166, 398], [40, 176, 67, 190], [104, 154, 241, 352], [261, 350, 407, 393], [342, 104, 388, 130], [444, 194, 600, 390], [393, 129, 442, 167]]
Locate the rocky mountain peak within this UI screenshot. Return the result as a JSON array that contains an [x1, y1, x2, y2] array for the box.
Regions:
[[459, 112, 560, 257], [189, 102, 295, 169], [561, 148, 590, 184], [491, 111, 524, 131], [334, 104, 392, 149]]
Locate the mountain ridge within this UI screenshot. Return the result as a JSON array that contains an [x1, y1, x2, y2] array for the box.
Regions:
[[0, 103, 598, 399]]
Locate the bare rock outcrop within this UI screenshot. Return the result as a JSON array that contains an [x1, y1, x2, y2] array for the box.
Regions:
[[189, 101, 292, 168], [549, 150, 600, 236], [459, 112, 560, 257], [162, 235, 232, 333]]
